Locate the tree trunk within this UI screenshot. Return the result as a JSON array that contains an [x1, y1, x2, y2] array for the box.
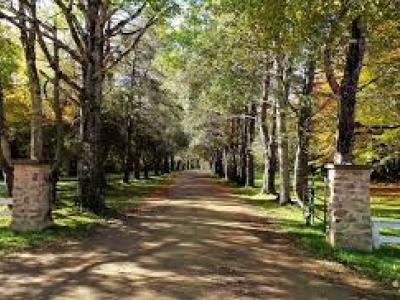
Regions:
[[123, 162, 130, 184], [124, 59, 137, 184], [143, 161, 149, 179], [228, 118, 239, 183], [223, 147, 229, 181], [123, 118, 134, 183], [77, 0, 106, 213], [123, 150, 133, 183], [266, 104, 277, 194], [239, 116, 247, 186], [259, 62, 277, 194], [275, 56, 291, 205], [246, 104, 256, 187], [335, 18, 365, 164], [78, 96, 105, 212], [154, 160, 160, 176], [260, 65, 271, 193], [230, 152, 238, 182], [51, 24, 63, 203], [170, 154, 175, 171], [133, 152, 141, 179], [294, 59, 315, 206], [0, 79, 13, 197], [163, 155, 170, 173], [19, 0, 43, 161], [216, 150, 224, 177]]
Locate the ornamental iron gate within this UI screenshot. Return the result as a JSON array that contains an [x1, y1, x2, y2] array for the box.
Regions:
[[303, 166, 328, 232]]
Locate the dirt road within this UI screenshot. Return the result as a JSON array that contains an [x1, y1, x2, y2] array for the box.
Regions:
[[0, 171, 393, 299]]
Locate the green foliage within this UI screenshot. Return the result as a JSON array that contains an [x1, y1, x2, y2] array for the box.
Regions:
[[160, 0, 400, 166], [0, 25, 20, 85]]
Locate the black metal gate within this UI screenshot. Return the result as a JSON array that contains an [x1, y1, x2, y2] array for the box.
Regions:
[[303, 166, 328, 232]]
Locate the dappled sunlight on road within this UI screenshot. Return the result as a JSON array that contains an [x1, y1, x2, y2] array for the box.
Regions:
[[0, 171, 393, 299]]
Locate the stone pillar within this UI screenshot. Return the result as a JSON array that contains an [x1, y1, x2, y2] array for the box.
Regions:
[[326, 164, 372, 252], [11, 161, 52, 231]]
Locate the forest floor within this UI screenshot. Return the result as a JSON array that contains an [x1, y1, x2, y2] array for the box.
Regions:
[[0, 171, 397, 299]]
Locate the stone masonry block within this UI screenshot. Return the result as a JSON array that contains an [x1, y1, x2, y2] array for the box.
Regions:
[[326, 164, 372, 252], [11, 161, 52, 232]]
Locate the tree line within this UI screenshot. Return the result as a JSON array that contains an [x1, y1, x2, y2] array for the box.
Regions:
[[158, 0, 400, 205], [0, 0, 190, 213], [0, 0, 399, 214]]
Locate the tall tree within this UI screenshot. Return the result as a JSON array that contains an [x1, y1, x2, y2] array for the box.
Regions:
[[259, 58, 277, 194], [324, 16, 365, 164], [246, 103, 256, 187], [293, 59, 315, 205], [18, 0, 43, 161], [275, 54, 292, 205], [50, 22, 64, 202]]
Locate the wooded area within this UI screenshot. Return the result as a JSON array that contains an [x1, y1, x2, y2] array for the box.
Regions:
[[163, 0, 400, 208], [0, 1, 399, 297], [0, 0, 190, 213], [0, 0, 399, 215]]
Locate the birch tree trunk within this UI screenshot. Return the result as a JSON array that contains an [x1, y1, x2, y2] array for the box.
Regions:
[[259, 60, 277, 194], [19, 0, 43, 161], [294, 59, 315, 205], [229, 118, 239, 183], [275, 56, 291, 205], [246, 104, 256, 187], [239, 116, 247, 186], [266, 111, 277, 194]]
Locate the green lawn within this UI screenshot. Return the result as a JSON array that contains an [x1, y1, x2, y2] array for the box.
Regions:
[[0, 174, 172, 256], [225, 175, 400, 293]]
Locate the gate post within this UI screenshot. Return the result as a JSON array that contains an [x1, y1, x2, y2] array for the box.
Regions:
[[326, 164, 372, 252], [11, 160, 52, 231]]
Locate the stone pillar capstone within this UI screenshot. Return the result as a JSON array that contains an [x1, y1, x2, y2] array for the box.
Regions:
[[326, 164, 372, 252], [11, 161, 52, 231]]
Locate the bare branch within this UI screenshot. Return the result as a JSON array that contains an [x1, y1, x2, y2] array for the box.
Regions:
[[107, 3, 146, 38], [355, 122, 400, 130], [323, 45, 340, 96], [106, 16, 158, 71], [1, 4, 84, 63], [35, 23, 82, 92], [39, 69, 80, 105], [323, 6, 350, 97], [53, 0, 86, 56]]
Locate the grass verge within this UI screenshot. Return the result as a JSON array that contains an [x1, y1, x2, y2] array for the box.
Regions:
[[0, 174, 172, 256], [224, 177, 400, 293]]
